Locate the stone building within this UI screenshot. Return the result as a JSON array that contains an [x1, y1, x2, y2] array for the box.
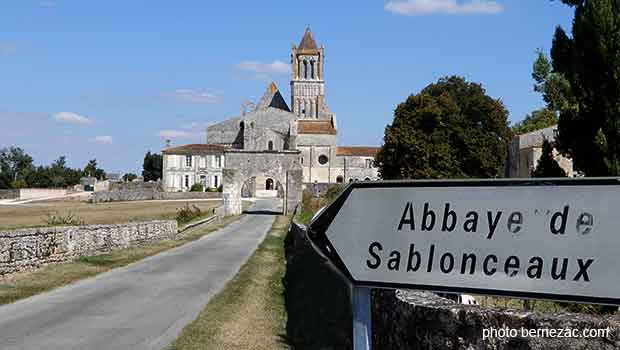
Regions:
[[162, 27, 381, 213], [507, 125, 574, 178]]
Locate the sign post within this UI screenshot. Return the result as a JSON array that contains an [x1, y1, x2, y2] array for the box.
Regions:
[[307, 178, 620, 350]]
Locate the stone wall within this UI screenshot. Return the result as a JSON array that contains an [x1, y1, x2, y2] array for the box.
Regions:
[[109, 181, 162, 192], [19, 188, 68, 200], [0, 190, 18, 200], [285, 221, 620, 350], [90, 190, 221, 203], [0, 220, 178, 275]]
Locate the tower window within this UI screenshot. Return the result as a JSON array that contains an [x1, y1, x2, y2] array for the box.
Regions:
[[268, 140, 273, 151], [303, 60, 308, 79], [310, 60, 315, 79]]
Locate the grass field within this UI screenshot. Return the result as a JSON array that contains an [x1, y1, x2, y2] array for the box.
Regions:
[[0, 199, 222, 230], [0, 213, 243, 305], [168, 215, 291, 350]]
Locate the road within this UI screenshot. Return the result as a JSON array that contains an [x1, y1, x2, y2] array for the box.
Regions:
[[0, 198, 280, 350]]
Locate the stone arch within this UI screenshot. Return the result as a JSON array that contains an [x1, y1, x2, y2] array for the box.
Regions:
[[266, 178, 274, 190], [222, 152, 303, 216]]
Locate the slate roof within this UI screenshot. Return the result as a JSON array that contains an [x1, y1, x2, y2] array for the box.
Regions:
[[256, 82, 290, 112], [162, 144, 227, 155], [297, 120, 337, 135], [299, 27, 318, 50], [336, 146, 381, 157]]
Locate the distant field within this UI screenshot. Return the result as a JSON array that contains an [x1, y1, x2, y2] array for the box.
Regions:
[[0, 199, 222, 230]]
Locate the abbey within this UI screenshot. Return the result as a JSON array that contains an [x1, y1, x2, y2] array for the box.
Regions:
[[162, 27, 380, 204]]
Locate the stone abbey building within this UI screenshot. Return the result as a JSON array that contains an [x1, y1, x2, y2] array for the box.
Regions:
[[162, 27, 380, 214]]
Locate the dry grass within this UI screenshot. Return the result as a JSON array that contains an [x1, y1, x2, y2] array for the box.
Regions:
[[0, 199, 222, 230], [168, 215, 291, 350], [0, 214, 243, 305]]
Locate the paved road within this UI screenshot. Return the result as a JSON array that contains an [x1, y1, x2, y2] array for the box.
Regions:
[[0, 199, 280, 350]]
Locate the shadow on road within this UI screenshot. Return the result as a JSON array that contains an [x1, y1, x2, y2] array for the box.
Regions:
[[243, 209, 283, 216]]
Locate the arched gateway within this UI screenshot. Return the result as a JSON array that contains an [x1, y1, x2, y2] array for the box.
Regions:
[[223, 150, 303, 215]]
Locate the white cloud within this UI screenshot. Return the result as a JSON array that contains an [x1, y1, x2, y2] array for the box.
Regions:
[[157, 129, 199, 139], [164, 89, 221, 104], [0, 43, 18, 56], [236, 60, 289, 75], [53, 111, 94, 125], [385, 0, 503, 16], [93, 135, 113, 144]]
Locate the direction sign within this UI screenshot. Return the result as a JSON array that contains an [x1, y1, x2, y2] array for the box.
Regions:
[[307, 178, 620, 305]]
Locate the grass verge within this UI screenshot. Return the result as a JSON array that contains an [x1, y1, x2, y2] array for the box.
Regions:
[[0, 214, 243, 305], [168, 215, 291, 350]]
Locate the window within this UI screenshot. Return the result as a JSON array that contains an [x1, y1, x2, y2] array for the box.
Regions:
[[185, 155, 192, 167], [214, 175, 219, 188], [303, 60, 308, 79], [268, 141, 273, 151], [310, 60, 315, 79], [364, 177, 371, 181], [300, 157, 304, 165], [318, 154, 329, 165], [365, 159, 373, 168], [184, 175, 190, 188], [216, 155, 222, 168], [336, 176, 343, 183]]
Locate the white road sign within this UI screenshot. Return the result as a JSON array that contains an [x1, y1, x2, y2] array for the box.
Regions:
[[307, 178, 620, 305]]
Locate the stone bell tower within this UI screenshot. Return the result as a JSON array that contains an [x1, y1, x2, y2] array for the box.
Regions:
[[290, 26, 333, 120]]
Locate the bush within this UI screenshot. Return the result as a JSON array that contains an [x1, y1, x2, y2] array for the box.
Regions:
[[175, 203, 203, 225], [217, 184, 223, 192], [206, 186, 218, 192], [189, 183, 204, 192], [44, 211, 85, 226]]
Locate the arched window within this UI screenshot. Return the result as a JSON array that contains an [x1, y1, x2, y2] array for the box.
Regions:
[[310, 60, 315, 79], [364, 177, 371, 181], [268, 140, 273, 151], [336, 176, 344, 183], [303, 60, 308, 79], [266, 178, 274, 190]]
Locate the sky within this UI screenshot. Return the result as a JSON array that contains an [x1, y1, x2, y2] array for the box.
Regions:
[[0, 0, 575, 174]]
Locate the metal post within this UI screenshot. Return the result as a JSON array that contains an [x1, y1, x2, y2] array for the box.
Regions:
[[352, 286, 372, 350]]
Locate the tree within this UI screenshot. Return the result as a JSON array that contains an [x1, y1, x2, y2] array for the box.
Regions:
[[122, 173, 138, 182], [142, 152, 162, 182], [546, 0, 620, 176], [83, 159, 106, 180], [532, 140, 567, 178], [512, 108, 558, 135], [0, 147, 33, 187], [375, 76, 512, 180]]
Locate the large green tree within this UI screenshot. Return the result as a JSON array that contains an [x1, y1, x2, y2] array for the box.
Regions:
[[142, 152, 163, 182], [82, 159, 106, 180], [548, 0, 620, 176], [376, 76, 512, 180], [0, 147, 34, 188]]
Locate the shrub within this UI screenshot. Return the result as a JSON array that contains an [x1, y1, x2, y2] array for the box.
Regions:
[[175, 203, 203, 225], [189, 183, 204, 192], [217, 184, 223, 192], [44, 211, 85, 226], [206, 186, 218, 192]]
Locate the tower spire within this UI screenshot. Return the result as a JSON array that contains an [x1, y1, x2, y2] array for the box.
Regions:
[[298, 26, 318, 50]]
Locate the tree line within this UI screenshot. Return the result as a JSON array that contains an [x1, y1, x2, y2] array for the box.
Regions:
[[0, 147, 106, 189], [377, 0, 619, 180]]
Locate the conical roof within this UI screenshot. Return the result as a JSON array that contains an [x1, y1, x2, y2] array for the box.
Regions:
[[298, 26, 318, 50]]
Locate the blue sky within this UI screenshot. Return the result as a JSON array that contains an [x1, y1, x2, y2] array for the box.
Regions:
[[0, 0, 574, 174]]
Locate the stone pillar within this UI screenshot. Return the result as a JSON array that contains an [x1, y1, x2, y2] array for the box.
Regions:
[[223, 169, 243, 216], [286, 169, 303, 215]]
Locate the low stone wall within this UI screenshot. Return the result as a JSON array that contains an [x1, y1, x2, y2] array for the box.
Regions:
[[0, 220, 178, 275], [284, 221, 620, 350], [90, 190, 221, 203], [19, 188, 68, 200], [0, 190, 19, 200], [109, 181, 162, 192]]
